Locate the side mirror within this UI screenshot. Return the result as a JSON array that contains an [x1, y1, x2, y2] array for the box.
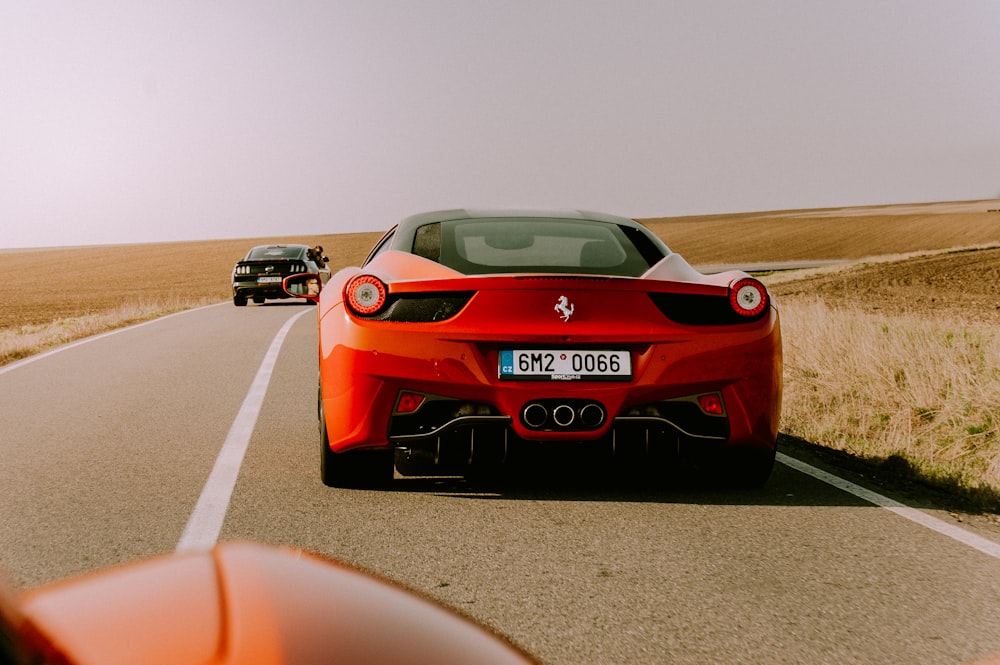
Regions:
[[283, 273, 322, 301]]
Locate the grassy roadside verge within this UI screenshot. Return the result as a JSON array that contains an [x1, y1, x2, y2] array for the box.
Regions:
[[776, 298, 1000, 509], [0, 296, 222, 367]]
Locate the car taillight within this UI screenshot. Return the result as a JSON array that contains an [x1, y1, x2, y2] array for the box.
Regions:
[[697, 393, 725, 416], [729, 278, 768, 317], [395, 392, 426, 414], [345, 274, 388, 315]]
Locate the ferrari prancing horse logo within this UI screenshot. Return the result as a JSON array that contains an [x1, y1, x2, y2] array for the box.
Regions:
[[554, 295, 575, 322]]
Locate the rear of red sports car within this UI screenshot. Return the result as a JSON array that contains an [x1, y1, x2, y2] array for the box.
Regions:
[[307, 211, 781, 487]]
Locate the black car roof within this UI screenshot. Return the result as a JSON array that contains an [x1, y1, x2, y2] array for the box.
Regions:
[[390, 209, 663, 253], [397, 208, 645, 231]]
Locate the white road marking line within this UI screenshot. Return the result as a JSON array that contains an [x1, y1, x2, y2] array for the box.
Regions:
[[176, 309, 311, 553], [778, 452, 1000, 560], [0, 304, 224, 376]]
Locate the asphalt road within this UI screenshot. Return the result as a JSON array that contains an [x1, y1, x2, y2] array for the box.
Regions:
[[1, 303, 999, 664]]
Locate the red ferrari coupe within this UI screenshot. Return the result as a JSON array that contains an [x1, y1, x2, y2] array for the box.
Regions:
[[285, 210, 781, 488]]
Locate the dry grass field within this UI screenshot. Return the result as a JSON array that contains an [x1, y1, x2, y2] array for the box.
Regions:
[[3, 200, 999, 506], [0, 233, 378, 329]]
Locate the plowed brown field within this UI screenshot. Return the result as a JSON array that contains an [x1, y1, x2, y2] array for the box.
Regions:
[[642, 199, 1000, 263], [2, 199, 999, 330], [0, 233, 376, 329], [767, 247, 1000, 325]]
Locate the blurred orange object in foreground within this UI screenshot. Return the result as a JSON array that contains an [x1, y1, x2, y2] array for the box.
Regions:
[[1, 542, 536, 665]]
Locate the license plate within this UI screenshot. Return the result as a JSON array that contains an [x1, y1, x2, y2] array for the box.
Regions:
[[257, 276, 283, 283], [499, 349, 631, 381]]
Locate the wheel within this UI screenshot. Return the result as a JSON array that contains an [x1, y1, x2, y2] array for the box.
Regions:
[[233, 294, 248, 306], [321, 440, 393, 488], [718, 445, 776, 488], [319, 394, 392, 488], [252, 295, 265, 304]]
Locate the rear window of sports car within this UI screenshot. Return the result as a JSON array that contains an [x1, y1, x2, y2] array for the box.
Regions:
[[411, 219, 664, 276]]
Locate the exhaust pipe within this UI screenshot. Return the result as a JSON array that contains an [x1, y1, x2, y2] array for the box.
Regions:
[[521, 400, 607, 431], [522, 402, 549, 428], [579, 403, 606, 428], [552, 404, 576, 427]]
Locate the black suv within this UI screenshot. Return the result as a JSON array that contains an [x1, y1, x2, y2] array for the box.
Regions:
[[231, 244, 330, 306]]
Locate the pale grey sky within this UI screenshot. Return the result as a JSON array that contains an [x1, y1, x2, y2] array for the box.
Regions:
[[2, 1, 999, 249]]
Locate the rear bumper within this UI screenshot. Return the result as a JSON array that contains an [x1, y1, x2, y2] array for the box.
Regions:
[[233, 280, 293, 300], [388, 394, 738, 475], [319, 308, 781, 459]]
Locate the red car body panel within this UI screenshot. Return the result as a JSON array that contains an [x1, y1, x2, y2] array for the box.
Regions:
[[7, 543, 536, 665]]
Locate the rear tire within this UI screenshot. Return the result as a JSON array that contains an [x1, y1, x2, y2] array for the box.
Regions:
[[719, 445, 776, 488], [319, 396, 392, 488], [233, 294, 248, 306]]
